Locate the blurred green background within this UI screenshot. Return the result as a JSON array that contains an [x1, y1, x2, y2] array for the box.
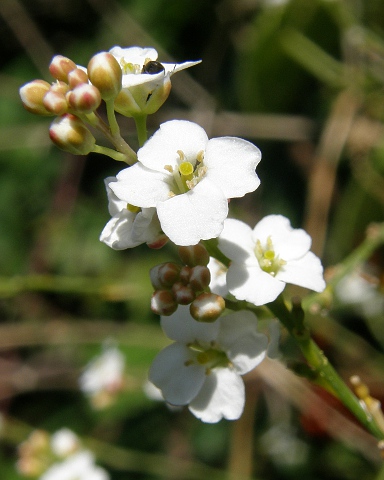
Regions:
[[1, 0, 384, 478]]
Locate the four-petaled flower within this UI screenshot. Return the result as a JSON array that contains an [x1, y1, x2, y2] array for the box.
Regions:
[[149, 306, 268, 423], [217, 215, 326, 305], [109, 46, 201, 116], [109, 120, 262, 246]]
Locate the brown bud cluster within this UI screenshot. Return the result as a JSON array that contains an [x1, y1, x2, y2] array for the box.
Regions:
[[150, 244, 225, 322], [19, 52, 124, 155]]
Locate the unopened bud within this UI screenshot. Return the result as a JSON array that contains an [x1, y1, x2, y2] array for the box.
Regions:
[[19, 80, 52, 115], [50, 81, 69, 95], [49, 55, 77, 82], [190, 292, 225, 322], [43, 90, 68, 115], [49, 114, 96, 155], [172, 282, 195, 305], [151, 290, 178, 316], [150, 262, 180, 289], [179, 266, 192, 285], [147, 234, 169, 249], [178, 244, 210, 267], [189, 265, 211, 292], [67, 68, 89, 88], [87, 52, 122, 100], [67, 83, 101, 113]]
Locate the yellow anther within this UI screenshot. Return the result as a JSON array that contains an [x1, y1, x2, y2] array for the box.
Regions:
[[177, 150, 186, 162], [127, 204, 140, 213], [164, 164, 173, 173]]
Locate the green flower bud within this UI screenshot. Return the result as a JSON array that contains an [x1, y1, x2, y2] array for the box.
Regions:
[[19, 80, 53, 116], [67, 83, 101, 113], [49, 55, 77, 82], [49, 114, 96, 155], [87, 52, 122, 101]]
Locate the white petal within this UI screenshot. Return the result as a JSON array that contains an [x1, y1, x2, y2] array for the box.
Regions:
[[205, 137, 261, 198], [109, 46, 158, 64], [149, 343, 205, 405], [252, 215, 311, 260], [138, 120, 208, 172], [276, 251, 326, 292], [163, 60, 201, 75], [217, 311, 268, 374], [100, 210, 143, 249], [104, 176, 126, 215], [189, 369, 245, 423], [218, 219, 256, 263], [227, 263, 285, 305], [161, 305, 219, 343], [157, 180, 228, 246], [207, 258, 229, 297], [112, 164, 171, 207]]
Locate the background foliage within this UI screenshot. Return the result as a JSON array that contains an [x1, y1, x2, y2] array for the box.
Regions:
[[1, 0, 384, 478]]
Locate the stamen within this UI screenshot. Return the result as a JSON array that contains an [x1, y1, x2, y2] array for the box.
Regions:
[[127, 204, 140, 213]]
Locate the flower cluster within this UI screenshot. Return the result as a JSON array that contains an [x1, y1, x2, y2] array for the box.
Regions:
[[20, 44, 327, 425], [17, 428, 109, 480]]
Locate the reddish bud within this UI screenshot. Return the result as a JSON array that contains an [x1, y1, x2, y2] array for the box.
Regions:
[[49, 55, 77, 82], [67, 68, 89, 88], [178, 244, 210, 267], [150, 262, 180, 289], [43, 90, 68, 115], [19, 80, 52, 116], [190, 292, 225, 322], [49, 113, 96, 155], [151, 290, 178, 316], [172, 282, 195, 305], [67, 83, 101, 113], [189, 265, 211, 292], [179, 266, 192, 285]]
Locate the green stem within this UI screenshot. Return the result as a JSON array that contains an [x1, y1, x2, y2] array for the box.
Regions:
[[92, 144, 131, 163], [133, 114, 148, 147], [267, 296, 384, 440]]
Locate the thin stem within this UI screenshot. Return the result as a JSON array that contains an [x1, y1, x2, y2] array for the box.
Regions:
[[92, 144, 131, 163], [267, 296, 384, 440], [133, 114, 148, 147]]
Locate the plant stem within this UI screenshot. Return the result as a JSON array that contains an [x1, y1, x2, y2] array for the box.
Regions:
[[267, 296, 384, 440], [133, 114, 148, 147], [93, 144, 131, 162]]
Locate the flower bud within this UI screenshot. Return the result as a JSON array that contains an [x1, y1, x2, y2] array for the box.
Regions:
[[50, 81, 69, 95], [172, 282, 195, 305], [67, 83, 101, 113], [19, 80, 52, 116], [179, 266, 192, 285], [151, 290, 178, 316], [43, 90, 68, 115], [87, 52, 122, 100], [178, 244, 210, 267], [190, 292, 225, 322], [67, 68, 89, 88], [49, 114, 96, 155], [150, 262, 180, 289], [147, 234, 169, 249], [49, 55, 77, 82], [189, 265, 211, 292]]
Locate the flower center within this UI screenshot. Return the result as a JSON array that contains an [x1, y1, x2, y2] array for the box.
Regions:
[[186, 341, 231, 374], [164, 149, 207, 196], [254, 236, 286, 276]]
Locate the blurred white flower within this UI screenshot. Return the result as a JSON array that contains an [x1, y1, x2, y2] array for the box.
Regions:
[[218, 215, 326, 305], [50, 428, 80, 458], [79, 345, 125, 409], [40, 451, 109, 480], [149, 306, 268, 423], [110, 120, 261, 246]]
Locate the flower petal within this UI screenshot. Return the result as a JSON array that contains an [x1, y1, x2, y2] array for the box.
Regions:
[[100, 210, 143, 249], [276, 251, 326, 292], [161, 305, 219, 343], [205, 137, 261, 198], [157, 180, 228, 246], [227, 263, 285, 305], [252, 215, 311, 260], [112, 163, 171, 207], [189, 369, 245, 423], [138, 120, 208, 172], [218, 218, 257, 263], [149, 343, 205, 405], [217, 311, 268, 374], [104, 176, 126, 215]]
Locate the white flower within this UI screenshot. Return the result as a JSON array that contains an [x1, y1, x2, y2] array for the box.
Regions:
[[207, 257, 229, 297], [109, 46, 201, 116], [218, 215, 326, 305], [50, 429, 80, 458], [79, 345, 125, 408], [110, 120, 261, 246], [149, 306, 268, 423], [100, 176, 166, 249], [40, 451, 109, 480]]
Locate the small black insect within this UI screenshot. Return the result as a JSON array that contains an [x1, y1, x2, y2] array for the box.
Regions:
[[141, 61, 165, 75]]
